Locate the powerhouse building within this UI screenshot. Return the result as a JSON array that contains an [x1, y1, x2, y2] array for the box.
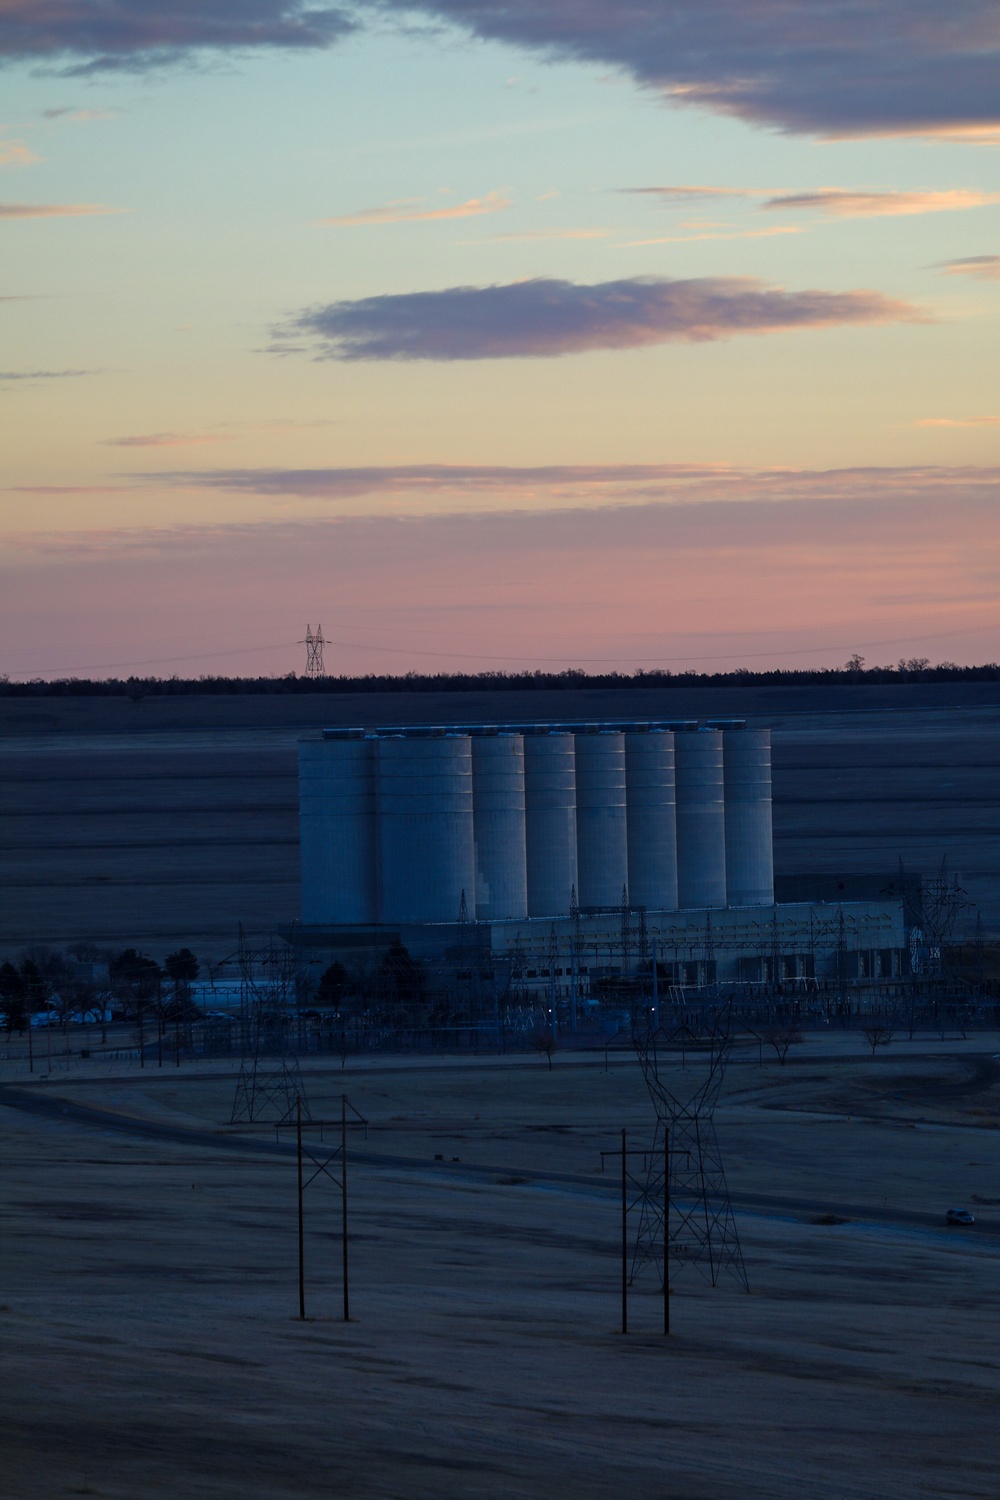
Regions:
[[296, 720, 906, 984]]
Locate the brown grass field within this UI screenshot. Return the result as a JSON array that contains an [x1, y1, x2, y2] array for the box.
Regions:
[[3, 1034, 999, 1499]]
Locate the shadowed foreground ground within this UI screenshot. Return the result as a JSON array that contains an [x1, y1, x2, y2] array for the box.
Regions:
[[2, 1042, 999, 1498]]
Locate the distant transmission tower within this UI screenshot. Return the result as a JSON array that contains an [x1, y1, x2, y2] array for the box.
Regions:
[[303, 623, 326, 679], [230, 926, 310, 1125]]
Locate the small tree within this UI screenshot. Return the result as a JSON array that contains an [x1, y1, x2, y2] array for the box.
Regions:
[[762, 1023, 804, 1066], [377, 939, 427, 1025], [532, 1030, 559, 1071], [316, 961, 349, 1008], [165, 948, 199, 989], [110, 949, 162, 1058], [110, 948, 162, 1004], [862, 1023, 893, 1056], [18, 957, 51, 1021], [164, 949, 199, 1016]]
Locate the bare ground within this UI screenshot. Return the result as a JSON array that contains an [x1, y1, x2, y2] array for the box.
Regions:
[[2, 1040, 1000, 1499]]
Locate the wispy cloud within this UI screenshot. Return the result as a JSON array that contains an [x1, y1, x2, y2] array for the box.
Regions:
[[318, 190, 510, 226], [104, 431, 229, 448], [142, 463, 998, 514], [143, 462, 735, 501], [622, 185, 755, 202], [917, 416, 1000, 428], [762, 188, 1000, 218], [0, 367, 96, 384], [936, 254, 1000, 280], [616, 227, 800, 248], [11, 483, 137, 494], [477, 227, 608, 242], [279, 275, 917, 362], [621, 184, 1000, 223], [367, 1, 1000, 139], [41, 107, 116, 121], [0, 139, 38, 168], [0, 201, 122, 218]]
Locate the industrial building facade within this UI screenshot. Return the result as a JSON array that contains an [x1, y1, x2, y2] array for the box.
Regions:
[[295, 719, 907, 987]]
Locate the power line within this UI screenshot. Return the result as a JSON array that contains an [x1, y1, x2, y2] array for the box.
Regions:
[[4, 621, 994, 680]]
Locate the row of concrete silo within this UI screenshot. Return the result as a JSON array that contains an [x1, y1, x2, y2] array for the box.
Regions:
[[299, 722, 773, 927]]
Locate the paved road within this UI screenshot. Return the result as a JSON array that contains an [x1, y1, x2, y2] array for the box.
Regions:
[[4, 1082, 998, 1243]]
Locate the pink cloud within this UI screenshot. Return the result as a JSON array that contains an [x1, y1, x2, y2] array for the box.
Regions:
[[0, 201, 122, 218], [0, 139, 38, 167], [318, 191, 510, 226], [917, 416, 1000, 428], [937, 255, 1000, 280], [3, 471, 997, 678], [763, 188, 1000, 218], [104, 431, 230, 448]]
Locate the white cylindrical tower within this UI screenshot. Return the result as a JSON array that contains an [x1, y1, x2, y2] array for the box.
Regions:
[[298, 733, 377, 925], [471, 731, 527, 920], [575, 730, 628, 907], [723, 727, 774, 906], [625, 729, 678, 911], [674, 728, 727, 908], [523, 730, 578, 918], [375, 733, 475, 924]]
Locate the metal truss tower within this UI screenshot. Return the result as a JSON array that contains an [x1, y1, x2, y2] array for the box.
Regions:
[[230, 927, 310, 1124], [629, 1004, 748, 1294], [303, 623, 326, 679]]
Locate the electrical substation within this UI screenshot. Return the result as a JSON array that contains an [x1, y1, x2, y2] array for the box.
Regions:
[[292, 719, 906, 996]]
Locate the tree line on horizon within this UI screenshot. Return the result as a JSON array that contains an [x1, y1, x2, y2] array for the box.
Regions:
[[2, 658, 998, 697]]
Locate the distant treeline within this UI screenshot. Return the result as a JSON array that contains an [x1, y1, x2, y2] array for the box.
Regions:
[[2, 661, 999, 697]]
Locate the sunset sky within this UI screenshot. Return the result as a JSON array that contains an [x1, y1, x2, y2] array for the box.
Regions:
[[2, 2, 999, 678]]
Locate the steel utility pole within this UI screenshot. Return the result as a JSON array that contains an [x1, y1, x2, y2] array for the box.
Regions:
[[283, 1093, 359, 1323], [663, 1126, 670, 1337], [297, 1096, 306, 1319], [341, 1093, 350, 1323], [621, 1129, 628, 1336]]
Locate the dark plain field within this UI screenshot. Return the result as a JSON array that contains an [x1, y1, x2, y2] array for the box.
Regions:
[[2, 680, 999, 958], [2, 1035, 999, 1500]]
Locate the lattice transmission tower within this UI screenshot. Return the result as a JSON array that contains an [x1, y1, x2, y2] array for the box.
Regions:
[[629, 1003, 748, 1293], [303, 623, 326, 679], [230, 926, 310, 1124]]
